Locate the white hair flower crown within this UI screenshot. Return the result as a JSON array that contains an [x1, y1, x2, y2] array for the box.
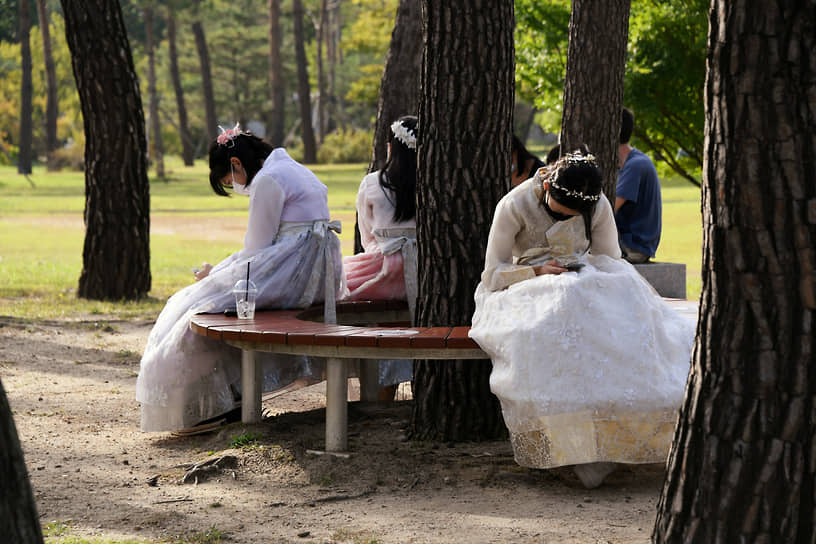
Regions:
[[390, 120, 417, 150], [217, 122, 243, 147], [534, 151, 601, 202]]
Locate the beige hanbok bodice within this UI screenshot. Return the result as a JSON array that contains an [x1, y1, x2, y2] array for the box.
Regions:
[[481, 177, 621, 291]]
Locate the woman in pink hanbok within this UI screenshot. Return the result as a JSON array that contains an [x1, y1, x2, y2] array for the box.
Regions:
[[342, 116, 418, 389]]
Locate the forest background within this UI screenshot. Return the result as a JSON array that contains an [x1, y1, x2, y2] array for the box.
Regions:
[[0, 0, 707, 184]]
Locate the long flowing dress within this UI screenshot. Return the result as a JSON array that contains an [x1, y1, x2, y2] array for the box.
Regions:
[[469, 177, 694, 469], [136, 148, 344, 432], [342, 171, 415, 385]]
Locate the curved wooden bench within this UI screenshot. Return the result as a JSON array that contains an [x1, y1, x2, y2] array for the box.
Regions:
[[190, 300, 486, 452]]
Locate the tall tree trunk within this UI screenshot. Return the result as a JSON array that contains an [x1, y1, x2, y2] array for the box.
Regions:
[[653, 1, 816, 541], [559, 0, 630, 201], [18, 0, 33, 175], [166, 9, 194, 166], [293, 0, 317, 163], [61, 0, 151, 301], [0, 378, 44, 544], [316, 0, 328, 141], [192, 19, 217, 142], [327, 0, 339, 132], [410, 0, 514, 442], [267, 0, 285, 147], [144, 7, 164, 178], [36, 0, 58, 170]]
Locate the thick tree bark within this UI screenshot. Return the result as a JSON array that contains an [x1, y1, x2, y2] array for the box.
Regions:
[[560, 0, 630, 201], [0, 378, 43, 544], [166, 9, 194, 166], [267, 0, 285, 148], [653, 1, 816, 542], [36, 0, 58, 170], [192, 19, 218, 142], [410, 0, 514, 442], [61, 0, 151, 301], [18, 0, 33, 175], [144, 7, 165, 178], [293, 0, 317, 163]]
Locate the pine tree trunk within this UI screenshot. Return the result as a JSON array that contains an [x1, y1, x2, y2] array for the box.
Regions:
[[145, 7, 164, 178], [267, 0, 285, 148], [560, 0, 630, 200], [293, 0, 317, 163], [61, 0, 151, 301], [166, 9, 194, 166], [18, 0, 33, 175], [653, 1, 816, 541], [410, 0, 514, 442], [36, 0, 58, 170], [0, 378, 43, 544], [192, 20, 218, 142], [315, 0, 328, 142]]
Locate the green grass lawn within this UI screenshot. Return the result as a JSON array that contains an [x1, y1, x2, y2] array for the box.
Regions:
[[0, 157, 702, 319]]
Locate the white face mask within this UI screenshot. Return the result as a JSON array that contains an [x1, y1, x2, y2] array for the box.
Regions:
[[230, 164, 251, 196]]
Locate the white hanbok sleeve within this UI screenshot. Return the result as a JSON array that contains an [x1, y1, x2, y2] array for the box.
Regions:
[[481, 196, 536, 292], [356, 175, 377, 252], [589, 195, 622, 259], [244, 175, 285, 252]]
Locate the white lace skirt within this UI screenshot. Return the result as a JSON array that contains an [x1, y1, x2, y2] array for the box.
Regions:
[[469, 255, 694, 468], [136, 225, 343, 432]]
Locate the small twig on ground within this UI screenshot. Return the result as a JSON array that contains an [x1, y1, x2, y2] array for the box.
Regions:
[[153, 497, 193, 504], [292, 487, 376, 507]]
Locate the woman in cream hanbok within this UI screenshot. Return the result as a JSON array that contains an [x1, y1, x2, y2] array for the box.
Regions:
[[137, 126, 344, 432], [342, 116, 418, 388], [469, 150, 694, 488]]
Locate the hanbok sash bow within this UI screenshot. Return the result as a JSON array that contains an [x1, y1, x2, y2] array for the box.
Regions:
[[296, 220, 343, 324], [373, 227, 418, 320]]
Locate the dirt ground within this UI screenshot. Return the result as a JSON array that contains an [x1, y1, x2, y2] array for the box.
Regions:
[[1, 315, 667, 544]]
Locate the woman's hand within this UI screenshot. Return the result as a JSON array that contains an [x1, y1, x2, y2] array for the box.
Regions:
[[193, 263, 213, 281], [532, 260, 568, 276]]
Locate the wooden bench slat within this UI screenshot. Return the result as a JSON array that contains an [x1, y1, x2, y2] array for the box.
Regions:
[[446, 326, 479, 349], [376, 327, 428, 348], [409, 327, 454, 349], [344, 327, 405, 347]]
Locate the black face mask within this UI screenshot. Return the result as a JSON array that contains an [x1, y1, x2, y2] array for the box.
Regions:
[[543, 193, 574, 222]]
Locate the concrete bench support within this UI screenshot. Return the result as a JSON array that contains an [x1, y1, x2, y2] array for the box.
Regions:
[[633, 262, 687, 299]]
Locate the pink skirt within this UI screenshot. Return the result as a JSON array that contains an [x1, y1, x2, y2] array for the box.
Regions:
[[343, 251, 406, 301]]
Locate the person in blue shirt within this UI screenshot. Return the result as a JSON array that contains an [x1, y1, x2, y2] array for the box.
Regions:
[[615, 107, 661, 263]]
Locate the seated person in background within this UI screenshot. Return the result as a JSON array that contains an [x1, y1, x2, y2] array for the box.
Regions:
[[545, 143, 561, 165], [511, 134, 546, 187], [342, 115, 418, 397], [615, 107, 662, 263]]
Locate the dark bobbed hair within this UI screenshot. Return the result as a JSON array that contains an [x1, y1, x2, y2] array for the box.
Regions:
[[512, 134, 541, 168], [379, 115, 417, 222], [620, 107, 634, 144], [545, 144, 561, 165], [539, 144, 603, 246], [208, 133, 275, 196]]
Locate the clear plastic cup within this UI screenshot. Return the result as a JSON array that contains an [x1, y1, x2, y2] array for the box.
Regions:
[[232, 279, 258, 319]]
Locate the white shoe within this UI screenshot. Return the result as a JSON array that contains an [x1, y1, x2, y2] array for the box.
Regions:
[[572, 462, 617, 489]]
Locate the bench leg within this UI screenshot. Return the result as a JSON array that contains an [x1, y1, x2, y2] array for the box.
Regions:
[[241, 349, 262, 423], [325, 357, 347, 452], [358, 359, 380, 402]]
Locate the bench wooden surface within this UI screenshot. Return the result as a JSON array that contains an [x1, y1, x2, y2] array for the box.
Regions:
[[189, 298, 698, 453]]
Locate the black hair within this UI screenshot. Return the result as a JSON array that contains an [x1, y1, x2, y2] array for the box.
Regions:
[[620, 107, 634, 144], [379, 115, 417, 222], [208, 132, 275, 196], [545, 144, 561, 165], [539, 145, 603, 247], [512, 134, 541, 168]]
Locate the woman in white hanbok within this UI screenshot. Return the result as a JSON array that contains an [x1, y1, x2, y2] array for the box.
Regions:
[[136, 126, 343, 432], [469, 150, 694, 488], [342, 116, 418, 389]]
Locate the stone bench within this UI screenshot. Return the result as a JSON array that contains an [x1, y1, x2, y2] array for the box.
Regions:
[[633, 262, 687, 299]]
